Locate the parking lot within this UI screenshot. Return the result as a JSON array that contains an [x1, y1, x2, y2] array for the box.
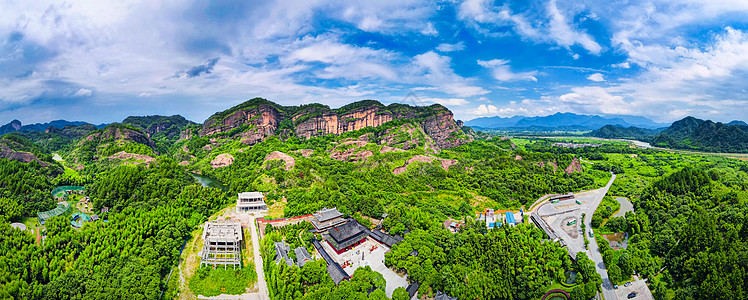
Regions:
[[537, 192, 595, 257], [615, 277, 654, 300]]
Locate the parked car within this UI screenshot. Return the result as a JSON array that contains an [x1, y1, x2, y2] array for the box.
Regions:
[[589, 231, 593, 237], [613, 285, 619, 289], [624, 282, 633, 287], [627, 292, 637, 298]]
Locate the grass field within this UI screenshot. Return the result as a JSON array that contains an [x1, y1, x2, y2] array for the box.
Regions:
[[188, 266, 257, 297], [267, 198, 286, 219]]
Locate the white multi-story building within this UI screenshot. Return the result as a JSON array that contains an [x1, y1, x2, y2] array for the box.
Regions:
[[237, 192, 267, 212]]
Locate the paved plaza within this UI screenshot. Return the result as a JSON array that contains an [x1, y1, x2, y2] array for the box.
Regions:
[[320, 237, 408, 297]]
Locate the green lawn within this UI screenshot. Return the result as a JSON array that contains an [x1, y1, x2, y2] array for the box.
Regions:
[[188, 266, 257, 296], [510, 138, 533, 149]]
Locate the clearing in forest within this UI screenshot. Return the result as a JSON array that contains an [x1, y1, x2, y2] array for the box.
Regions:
[[175, 205, 259, 299]]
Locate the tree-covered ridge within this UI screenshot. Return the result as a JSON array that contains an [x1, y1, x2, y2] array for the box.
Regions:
[[122, 114, 195, 141], [64, 123, 158, 165], [652, 116, 748, 152], [588, 125, 661, 141], [194, 135, 602, 222]]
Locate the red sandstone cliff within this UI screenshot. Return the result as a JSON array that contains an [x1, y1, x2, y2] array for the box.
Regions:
[[200, 103, 280, 145], [293, 106, 394, 139], [197, 98, 472, 150]]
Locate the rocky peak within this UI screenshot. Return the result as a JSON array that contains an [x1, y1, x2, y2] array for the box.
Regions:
[[10, 120, 21, 131], [201, 102, 281, 145], [422, 105, 473, 149], [0, 136, 50, 166], [294, 104, 394, 139]]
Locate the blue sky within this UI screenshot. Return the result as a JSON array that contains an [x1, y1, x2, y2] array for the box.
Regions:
[[2, 0, 748, 124]]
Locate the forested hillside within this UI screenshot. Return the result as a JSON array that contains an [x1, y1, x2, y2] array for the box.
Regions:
[[0, 158, 230, 298], [651, 116, 748, 152]]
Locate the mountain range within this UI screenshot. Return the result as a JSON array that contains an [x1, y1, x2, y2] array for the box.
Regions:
[[0, 98, 476, 165], [0, 119, 107, 135], [590, 116, 748, 153], [465, 112, 668, 130]]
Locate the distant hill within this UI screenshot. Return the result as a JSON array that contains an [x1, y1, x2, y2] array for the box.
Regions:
[[0, 120, 22, 135], [122, 115, 195, 140], [0, 119, 100, 135], [588, 125, 662, 141], [651, 116, 748, 153], [727, 120, 748, 126], [465, 112, 666, 130], [464, 116, 525, 128], [21, 120, 89, 132]]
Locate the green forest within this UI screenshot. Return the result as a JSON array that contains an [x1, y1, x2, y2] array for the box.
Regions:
[[1, 104, 747, 300]]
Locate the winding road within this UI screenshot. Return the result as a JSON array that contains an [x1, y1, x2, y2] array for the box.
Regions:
[[583, 173, 617, 300], [531, 173, 618, 300]]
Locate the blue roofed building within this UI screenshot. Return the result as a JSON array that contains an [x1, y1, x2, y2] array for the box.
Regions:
[[505, 212, 517, 226]]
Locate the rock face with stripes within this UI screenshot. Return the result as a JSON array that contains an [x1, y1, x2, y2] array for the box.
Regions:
[[197, 98, 473, 150]]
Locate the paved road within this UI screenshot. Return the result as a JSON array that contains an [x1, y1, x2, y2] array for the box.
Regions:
[[583, 173, 617, 300], [249, 215, 269, 299]]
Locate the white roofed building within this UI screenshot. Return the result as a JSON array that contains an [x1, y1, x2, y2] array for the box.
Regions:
[[237, 192, 267, 212]]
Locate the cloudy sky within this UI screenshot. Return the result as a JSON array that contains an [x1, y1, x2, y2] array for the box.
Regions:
[[2, 0, 748, 124]]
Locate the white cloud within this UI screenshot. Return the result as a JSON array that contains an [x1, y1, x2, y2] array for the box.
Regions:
[[411, 51, 489, 97], [478, 59, 538, 81], [612, 62, 630, 68], [557, 86, 629, 114], [436, 42, 465, 52], [473, 104, 498, 116], [495, 27, 748, 122], [421, 97, 468, 106], [284, 37, 400, 80], [586, 73, 604, 82], [335, 0, 437, 35], [458, 0, 601, 55], [421, 22, 438, 36], [73, 88, 92, 97], [546, 0, 601, 54]]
